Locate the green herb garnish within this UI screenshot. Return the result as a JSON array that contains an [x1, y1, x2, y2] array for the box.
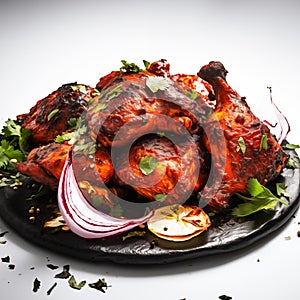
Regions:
[[120, 60, 144, 74], [47, 109, 59, 121], [146, 76, 171, 93], [233, 178, 288, 217], [154, 193, 167, 202], [237, 136, 246, 155], [276, 182, 290, 198], [283, 143, 300, 150], [259, 133, 268, 151], [184, 89, 199, 100], [122, 230, 147, 241], [139, 156, 159, 175]]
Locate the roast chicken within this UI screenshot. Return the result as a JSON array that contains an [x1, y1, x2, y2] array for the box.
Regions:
[[15, 59, 288, 214], [17, 83, 94, 146]]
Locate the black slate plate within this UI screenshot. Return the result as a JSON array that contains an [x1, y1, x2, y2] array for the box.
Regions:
[[0, 149, 299, 265]]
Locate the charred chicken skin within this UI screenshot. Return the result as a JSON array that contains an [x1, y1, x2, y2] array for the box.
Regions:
[[197, 61, 288, 212], [14, 59, 288, 216], [17, 83, 94, 146]]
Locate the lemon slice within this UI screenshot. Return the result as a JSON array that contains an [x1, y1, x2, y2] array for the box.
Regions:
[[147, 205, 211, 241]]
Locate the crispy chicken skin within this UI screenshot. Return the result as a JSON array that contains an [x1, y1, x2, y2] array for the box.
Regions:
[[197, 61, 288, 211], [17, 83, 94, 146]]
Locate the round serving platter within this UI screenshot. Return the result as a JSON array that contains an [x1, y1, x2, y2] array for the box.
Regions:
[[0, 148, 299, 265]]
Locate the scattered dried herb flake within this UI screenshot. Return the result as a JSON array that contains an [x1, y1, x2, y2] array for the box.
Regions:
[[46, 282, 57, 296], [33, 277, 41, 293], [88, 278, 111, 293], [54, 264, 71, 279], [68, 275, 86, 290]]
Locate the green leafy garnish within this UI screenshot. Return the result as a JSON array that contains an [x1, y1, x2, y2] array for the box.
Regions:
[[120, 60, 143, 74], [232, 178, 288, 217], [237, 136, 246, 155], [122, 230, 147, 241], [259, 134, 268, 151], [139, 156, 159, 175], [68, 275, 86, 290], [47, 109, 59, 121], [276, 183, 290, 198], [283, 143, 300, 150], [184, 89, 199, 100], [71, 85, 87, 94], [143, 60, 150, 69], [154, 193, 167, 202], [88, 278, 111, 293], [286, 155, 299, 168], [146, 76, 171, 93], [1, 118, 31, 154], [0, 140, 24, 169]]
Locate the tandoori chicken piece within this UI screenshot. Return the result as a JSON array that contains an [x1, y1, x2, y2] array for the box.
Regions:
[[88, 63, 212, 148], [17, 83, 94, 146], [197, 61, 288, 212], [16, 142, 114, 190], [114, 134, 210, 206]]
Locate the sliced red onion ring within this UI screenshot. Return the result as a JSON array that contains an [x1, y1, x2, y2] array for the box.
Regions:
[[57, 150, 153, 239], [266, 87, 290, 144]]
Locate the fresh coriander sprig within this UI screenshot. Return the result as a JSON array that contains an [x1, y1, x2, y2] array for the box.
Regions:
[[232, 178, 288, 217]]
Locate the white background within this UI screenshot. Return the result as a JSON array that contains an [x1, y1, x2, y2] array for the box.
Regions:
[[0, 0, 300, 299]]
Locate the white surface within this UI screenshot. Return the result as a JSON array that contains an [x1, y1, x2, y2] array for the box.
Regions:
[[1, 0, 300, 299]]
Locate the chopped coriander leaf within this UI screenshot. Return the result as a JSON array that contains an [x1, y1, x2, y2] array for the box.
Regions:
[[237, 137, 246, 155], [286, 155, 299, 168], [283, 143, 300, 150], [120, 60, 143, 74], [47, 109, 59, 121], [55, 132, 74, 143], [233, 178, 288, 217], [146, 76, 171, 93], [139, 156, 159, 175], [143, 60, 150, 69], [71, 85, 87, 94], [122, 231, 146, 241], [276, 183, 290, 198], [259, 133, 268, 151], [33, 278, 41, 293], [154, 193, 167, 202], [67, 117, 79, 130], [68, 275, 86, 290], [88, 278, 111, 293], [54, 264, 71, 279], [1, 119, 31, 154], [0, 140, 24, 169], [184, 89, 199, 100]]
